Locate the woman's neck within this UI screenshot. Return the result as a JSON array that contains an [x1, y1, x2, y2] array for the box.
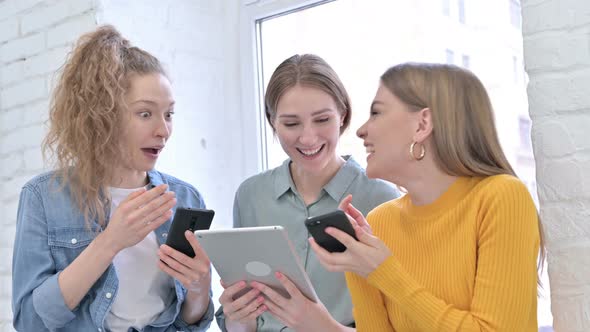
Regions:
[[396, 160, 458, 206], [290, 155, 345, 205], [110, 168, 149, 189]]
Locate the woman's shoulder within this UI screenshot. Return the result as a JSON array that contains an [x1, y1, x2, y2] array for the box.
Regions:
[[236, 163, 285, 195], [344, 158, 401, 208], [366, 198, 404, 228], [22, 170, 64, 194], [368, 197, 403, 214], [469, 174, 537, 222], [474, 174, 532, 200], [150, 170, 205, 207]]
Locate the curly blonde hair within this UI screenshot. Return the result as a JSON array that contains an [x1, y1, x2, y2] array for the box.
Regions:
[[43, 25, 167, 228]]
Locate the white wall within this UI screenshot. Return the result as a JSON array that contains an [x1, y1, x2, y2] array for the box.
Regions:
[[95, 0, 244, 230], [522, 0, 590, 331], [0, 0, 242, 331]]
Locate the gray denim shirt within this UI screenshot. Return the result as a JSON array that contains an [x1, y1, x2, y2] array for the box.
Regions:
[[216, 156, 400, 331], [12, 169, 214, 332]]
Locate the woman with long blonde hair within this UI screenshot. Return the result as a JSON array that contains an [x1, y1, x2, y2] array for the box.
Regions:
[[312, 63, 543, 331], [12, 25, 213, 331]]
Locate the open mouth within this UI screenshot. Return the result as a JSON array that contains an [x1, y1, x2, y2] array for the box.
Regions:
[[141, 147, 162, 158], [297, 144, 324, 157]]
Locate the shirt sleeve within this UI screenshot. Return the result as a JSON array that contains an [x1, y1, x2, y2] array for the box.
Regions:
[[172, 291, 215, 332], [12, 186, 77, 330], [365, 180, 540, 331], [345, 272, 395, 331]]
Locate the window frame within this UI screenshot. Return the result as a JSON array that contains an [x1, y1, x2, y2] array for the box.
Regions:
[[239, 0, 335, 173]]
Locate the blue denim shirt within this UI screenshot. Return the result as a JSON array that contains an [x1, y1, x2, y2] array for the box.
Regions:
[[12, 169, 214, 332]]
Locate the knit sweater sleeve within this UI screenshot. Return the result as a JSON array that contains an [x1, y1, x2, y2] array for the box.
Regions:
[[345, 271, 395, 332], [365, 177, 540, 331]]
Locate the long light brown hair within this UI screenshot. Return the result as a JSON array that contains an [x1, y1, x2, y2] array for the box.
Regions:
[[380, 62, 545, 282], [264, 54, 351, 134], [43, 25, 166, 228]]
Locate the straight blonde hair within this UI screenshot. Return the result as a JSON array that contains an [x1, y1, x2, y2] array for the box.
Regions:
[[380, 62, 545, 282], [264, 54, 351, 134]]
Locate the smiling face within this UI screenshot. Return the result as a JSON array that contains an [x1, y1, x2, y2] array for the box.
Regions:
[[357, 82, 421, 182], [273, 85, 344, 176], [115, 72, 175, 182]]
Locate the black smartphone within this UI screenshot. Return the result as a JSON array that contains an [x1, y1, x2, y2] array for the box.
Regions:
[[165, 207, 214, 257], [305, 210, 358, 253]]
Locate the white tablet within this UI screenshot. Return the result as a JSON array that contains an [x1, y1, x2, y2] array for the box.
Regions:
[[194, 226, 318, 302]]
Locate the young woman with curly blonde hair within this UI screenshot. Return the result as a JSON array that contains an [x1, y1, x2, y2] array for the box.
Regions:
[[12, 25, 213, 332]]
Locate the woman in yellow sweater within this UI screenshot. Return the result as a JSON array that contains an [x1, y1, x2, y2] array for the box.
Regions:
[[310, 63, 543, 331]]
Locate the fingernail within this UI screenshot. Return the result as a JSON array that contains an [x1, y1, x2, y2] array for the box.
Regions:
[[275, 272, 282, 278]]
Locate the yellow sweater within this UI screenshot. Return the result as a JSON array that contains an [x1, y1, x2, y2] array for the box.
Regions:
[[346, 175, 540, 331]]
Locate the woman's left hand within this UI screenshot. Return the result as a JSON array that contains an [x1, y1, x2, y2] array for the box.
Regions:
[[158, 230, 211, 294], [310, 222, 391, 278], [250, 272, 340, 332]]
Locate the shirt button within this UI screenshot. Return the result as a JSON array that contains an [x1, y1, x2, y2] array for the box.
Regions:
[[105, 292, 112, 299], [71, 238, 77, 244], [162, 232, 168, 238]]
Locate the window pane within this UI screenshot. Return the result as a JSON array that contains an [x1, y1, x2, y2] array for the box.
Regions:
[[510, 0, 522, 28], [462, 54, 470, 68], [256, 0, 550, 328], [458, 0, 466, 23], [443, 0, 451, 16], [446, 49, 455, 64]]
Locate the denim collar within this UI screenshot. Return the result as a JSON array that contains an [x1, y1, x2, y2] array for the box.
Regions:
[[147, 169, 165, 188]]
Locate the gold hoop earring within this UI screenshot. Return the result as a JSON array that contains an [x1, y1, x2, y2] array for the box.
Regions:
[[410, 141, 425, 160]]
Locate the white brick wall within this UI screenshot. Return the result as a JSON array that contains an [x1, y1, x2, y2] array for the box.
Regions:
[[523, 0, 590, 331], [0, 0, 241, 331], [0, 0, 100, 330]]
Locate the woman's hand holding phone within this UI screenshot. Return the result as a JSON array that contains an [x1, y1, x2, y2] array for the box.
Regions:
[[310, 195, 392, 278], [158, 231, 212, 324], [102, 184, 176, 254], [338, 194, 373, 235], [158, 230, 211, 292]]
